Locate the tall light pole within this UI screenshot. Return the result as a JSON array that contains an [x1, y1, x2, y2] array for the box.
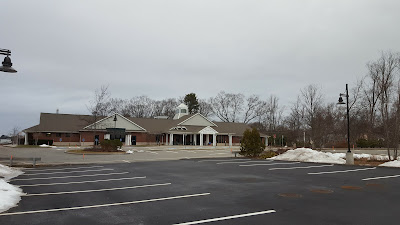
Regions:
[[0, 49, 17, 73], [338, 84, 354, 164]]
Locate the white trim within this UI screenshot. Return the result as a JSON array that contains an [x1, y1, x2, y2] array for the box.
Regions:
[[178, 113, 218, 127], [199, 126, 218, 135], [83, 113, 146, 131]]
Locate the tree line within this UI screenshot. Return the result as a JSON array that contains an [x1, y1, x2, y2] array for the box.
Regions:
[[88, 51, 400, 158]]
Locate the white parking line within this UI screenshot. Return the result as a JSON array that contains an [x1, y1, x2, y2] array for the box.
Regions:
[[309, 167, 376, 175], [239, 162, 301, 167], [19, 176, 146, 187], [12, 172, 129, 181], [217, 160, 274, 165], [174, 210, 276, 225], [362, 174, 400, 181], [0, 193, 211, 216], [198, 159, 250, 163], [25, 183, 171, 196], [21, 168, 114, 176], [269, 164, 334, 170], [23, 165, 104, 172]]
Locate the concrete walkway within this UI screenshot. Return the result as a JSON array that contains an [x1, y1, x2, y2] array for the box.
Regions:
[[0, 145, 241, 167]]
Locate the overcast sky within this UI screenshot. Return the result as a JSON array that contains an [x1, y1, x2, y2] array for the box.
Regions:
[[1, 0, 400, 135]]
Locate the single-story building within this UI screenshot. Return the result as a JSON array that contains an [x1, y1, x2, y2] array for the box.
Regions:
[[24, 104, 267, 147]]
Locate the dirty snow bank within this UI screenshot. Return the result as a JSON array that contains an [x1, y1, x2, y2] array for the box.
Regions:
[[271, 148, 346, 164], [0, 164, 25, 213]]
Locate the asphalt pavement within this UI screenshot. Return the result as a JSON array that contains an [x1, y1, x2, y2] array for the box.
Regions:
[[1, 158, 400, 224]]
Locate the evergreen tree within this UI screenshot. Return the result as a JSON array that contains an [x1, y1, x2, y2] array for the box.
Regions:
[[240, 128, 266, 157], [184, 93, 200, 114]]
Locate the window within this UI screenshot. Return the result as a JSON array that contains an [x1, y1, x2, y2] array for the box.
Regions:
[[56, 133, 61, 137], [46, 133, 51, 137], [181, 109, 187, 113], [66, 133, 71, 137]]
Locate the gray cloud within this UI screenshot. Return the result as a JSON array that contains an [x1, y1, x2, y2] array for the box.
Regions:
[[1, 0, 400, 134]]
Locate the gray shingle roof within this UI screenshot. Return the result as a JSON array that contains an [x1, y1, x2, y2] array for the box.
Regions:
[[24, 113, 252, 136]]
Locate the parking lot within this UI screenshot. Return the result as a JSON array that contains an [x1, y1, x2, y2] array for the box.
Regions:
[[1, 158, 400, 224]]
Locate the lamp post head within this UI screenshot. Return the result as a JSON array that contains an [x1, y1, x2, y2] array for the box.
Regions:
[[0, 56, 17, 73], [337, 96, 345, 105], [113, 114, 117, 122]]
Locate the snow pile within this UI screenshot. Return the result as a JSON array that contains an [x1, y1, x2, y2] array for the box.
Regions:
[[39, 144, 50, 147], [334, 153, 389, 161], [379, 160, 400, 167], [0, 164, 25, 213], [126, 150, 133, 154], [271, 148, 346, 164], [0, 164, 24, 180]]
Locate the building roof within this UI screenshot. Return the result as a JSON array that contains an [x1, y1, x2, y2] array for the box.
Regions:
[[24, 113, 105, 133], [24, 113, 253, 136]]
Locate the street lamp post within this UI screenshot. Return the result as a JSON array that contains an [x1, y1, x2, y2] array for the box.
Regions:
[[338, 84, 354, 165], [0, 49, 17, 73]]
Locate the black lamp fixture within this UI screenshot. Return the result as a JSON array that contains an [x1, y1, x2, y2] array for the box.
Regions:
[[113, 114, 117, 128], [0, 49, 17, 73]]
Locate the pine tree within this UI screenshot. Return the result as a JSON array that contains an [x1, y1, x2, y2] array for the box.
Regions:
[[184, 93, 200, 114], [240, 128, 266, 157]]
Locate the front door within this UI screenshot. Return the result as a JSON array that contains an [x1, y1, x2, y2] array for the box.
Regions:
[[131, 136, 136, 145], [94, 135, 99, 145]]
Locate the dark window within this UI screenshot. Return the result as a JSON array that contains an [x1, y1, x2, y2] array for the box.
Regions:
[[46, 133, 51, 137], [66, 133, 71, 137], [56, 133, 62, 137]]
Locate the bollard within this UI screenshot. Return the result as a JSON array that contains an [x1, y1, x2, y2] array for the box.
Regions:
[[10, 155, 13, 167], [83, 154, 85, 160], [33, 158, 36, 167]]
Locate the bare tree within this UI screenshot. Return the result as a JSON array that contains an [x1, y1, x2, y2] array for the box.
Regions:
[[242, 95, 264, 124], [300, 84, 323, 147], [9, 126, 20, 145], [199, 98, 213, 117], [211, 91, 244, 122], [125, 96, 155, 118], [87, 85, 111, 118], [86, 85, 111, 145], [106, 98, 128, 116]]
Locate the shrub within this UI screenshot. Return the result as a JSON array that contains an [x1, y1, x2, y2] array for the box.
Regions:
[[99, 139, 122, 151], [240, 128, 266, 157], [258, 150, 277, 159]]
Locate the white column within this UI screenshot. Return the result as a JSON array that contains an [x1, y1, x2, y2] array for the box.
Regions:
[[229, 134, 232, 147], [126, 134, 131, 146], [206, 134, 209, 145], [170, 133, 174, 145], [194, 134, 197, 145], [165, 134, 168, 145], [183, 134, 185, 145], [200, 134, 203, 146], [190, 134, 193, 145], [24, 133, 28, 145], [213, 134, 216, 146]]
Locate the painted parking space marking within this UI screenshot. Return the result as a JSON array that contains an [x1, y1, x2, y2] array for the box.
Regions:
[[239, 162, 301, 167], [174, 210, 276, 225], [25, 183, 171, 196], [0, 193, 210, 216], [21, 168, 114, 176], [198, 159, 250, 163], [19, 176, 146, 187], [309, 167, 376, 175], [23, 165, 104, 172], [269, 164, 334, 170], [12, 172, 129, 181], [217, 160, 274, 165], [362, 174, 400, 181]]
